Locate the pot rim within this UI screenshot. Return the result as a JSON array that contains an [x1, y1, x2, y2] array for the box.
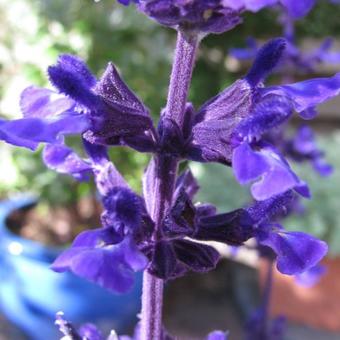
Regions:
[[0, 195, 64, 261]]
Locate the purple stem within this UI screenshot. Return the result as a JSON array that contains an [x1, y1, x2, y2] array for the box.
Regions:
[[140, 31, 199, 340], [141, 156, 178, 340], [261, 260, 274, 332], [282, 13, 295, 44], [165, 30, 199, 128], [141, 273, 164, 340]]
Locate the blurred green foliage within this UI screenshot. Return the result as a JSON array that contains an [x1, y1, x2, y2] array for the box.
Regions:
[[0, 0, 339, 250], [190, 162, 250, 213]]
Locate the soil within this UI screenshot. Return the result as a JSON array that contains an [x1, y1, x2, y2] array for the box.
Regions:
[[5, 196, 102, 246]]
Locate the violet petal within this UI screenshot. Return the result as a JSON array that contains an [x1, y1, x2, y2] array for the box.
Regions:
[[0, 113, 90, 150], [262, 72, 340, 114], [257, 224, 328, 275], [233, 143, 309, 200], [20, 86, 75, 118], [43, 143, 92, 181]]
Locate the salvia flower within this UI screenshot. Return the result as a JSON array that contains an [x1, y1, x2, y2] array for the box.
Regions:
[[3, 40, 339, 202], [39, 125, 219, 285], [49, 142, 149, 293], [45, 117, 327, 285], [176, 38, 340, 200], [231, 37, 340, 76], [48, 138, 220, 285], [51, 206, 148, 293], [231, 1, 340, 75], [196, 191, 328, 275], [119, 1, 316, 36], [0, 55, 155, 152], [135, 0, 242, 36]]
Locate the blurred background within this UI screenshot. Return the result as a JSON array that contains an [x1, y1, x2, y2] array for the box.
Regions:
[[0, 0, 340, 339]]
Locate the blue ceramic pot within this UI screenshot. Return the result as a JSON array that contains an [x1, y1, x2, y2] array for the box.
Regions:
[[0, 196, 142, 340]]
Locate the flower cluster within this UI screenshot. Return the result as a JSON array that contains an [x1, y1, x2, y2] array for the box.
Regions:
[[229, 0, 339, 179], [117, 0, 317, 36], [185, 38, 340, 199], [1, 1, 339, 338], [0, 35, 337, 294]]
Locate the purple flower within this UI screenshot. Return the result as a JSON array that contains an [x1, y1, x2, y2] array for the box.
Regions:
[[231, 11, 340, 75], [180, 38, 340, 200], [47, 140, 153, 294], [48, 143, 219, 285], [52, 226, 148, 293], [122, 1, 316, 35], [50, 161, 147, 293], [284, 125, 333, 176], [42, 130, 218, 283], [146, 170, 220, 280], [143, 151, 327, 280], [256, 223, 327, 275], [232, 142, 310, 200], [0, 55, 155, 152], [0, 89, 87, 150], [43, 143, 93, 181], [149, 179, 327, 277], [196, 191, 328, 275], [43, 140, 128, 194], [135, 1, 243, 35]]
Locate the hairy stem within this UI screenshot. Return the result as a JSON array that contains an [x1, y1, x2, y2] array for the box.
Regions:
[[165, 30, 199, 128], [140, 31, 199, 340], [141, 156, 178, 340]]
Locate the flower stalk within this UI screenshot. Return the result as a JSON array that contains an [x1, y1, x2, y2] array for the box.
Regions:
[[140, 156, 178, 340], [1, 3, 335, 340], [165, 30, 199, 128], [140, 31, 199, 340]]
